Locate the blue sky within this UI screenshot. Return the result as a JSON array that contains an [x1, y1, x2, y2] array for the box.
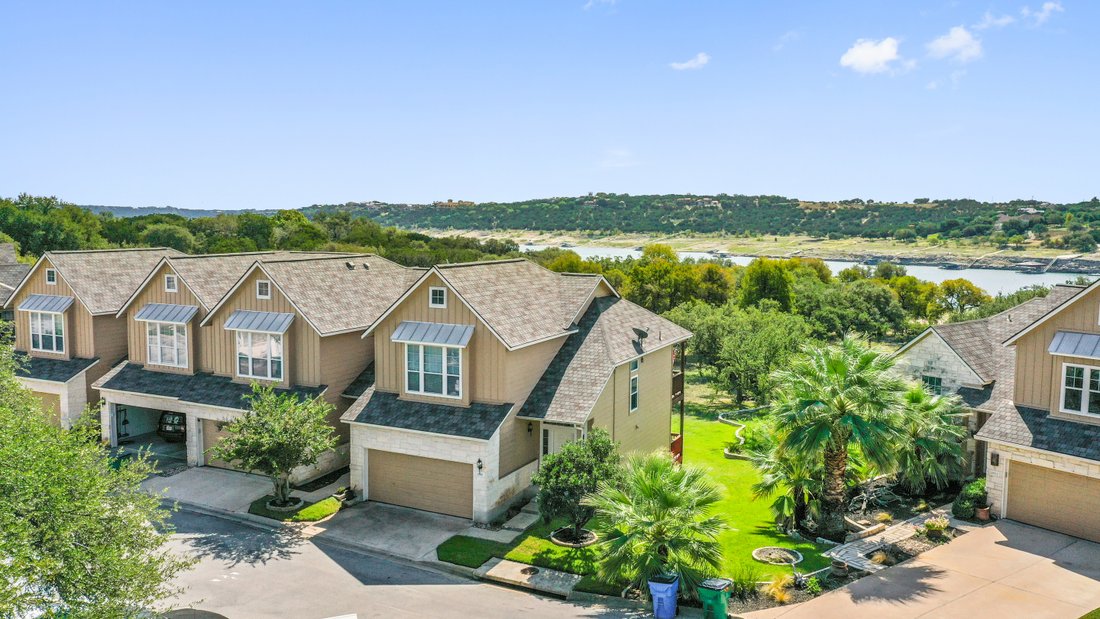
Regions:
[[1, 1, 1095, 210]]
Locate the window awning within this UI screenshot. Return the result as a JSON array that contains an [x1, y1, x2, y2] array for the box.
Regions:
[[223, 309, 295, 334], [134, 303, 198, 324], [18, 294, 74, 313], [1049, 330, 1100, 360], [391, 321, 474, 348]]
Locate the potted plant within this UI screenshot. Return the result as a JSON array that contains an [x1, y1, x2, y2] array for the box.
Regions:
[[923, 515, 950, 540], [975, 505, 991, 521]]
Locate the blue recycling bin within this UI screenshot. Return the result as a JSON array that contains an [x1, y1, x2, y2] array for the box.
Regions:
[[647, 573, 680, 619]]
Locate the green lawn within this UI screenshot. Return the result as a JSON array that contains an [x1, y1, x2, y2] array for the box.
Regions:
[[247, 495, 343, 522], [681, 413, 831, 578]]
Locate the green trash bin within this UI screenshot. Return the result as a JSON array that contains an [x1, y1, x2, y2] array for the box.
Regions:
[[698, 577, 733, 619]]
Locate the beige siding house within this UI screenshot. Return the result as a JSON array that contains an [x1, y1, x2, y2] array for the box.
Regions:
[[343, 259, 691, 522], [95, 252, 418, 481], [3, 248, 181, 427]]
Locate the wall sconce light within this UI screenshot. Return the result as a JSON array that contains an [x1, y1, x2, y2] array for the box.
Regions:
[[990, 453, 999, 466], [476, 458, 484, 474], [527, 422, 533, 435]]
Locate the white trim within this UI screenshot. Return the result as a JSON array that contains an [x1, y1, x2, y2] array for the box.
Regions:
[[199, 262, 323, 335], [893, 327, 988, 385], [164, 273, 178, 293], [428, 286, 447, 308], [1004, 280, 1099, 345], [1057, 362, 1100, 418], [256, 279, 271, 300], [28, 311, 65, 354], [629, 374, 639, 413], [15, 359, 101, 386], [983, 437, 1100, 467], [45, 268, 57, 285], [234, 330, 284, 381], [97, 387, 253, 415], [404, 342, 462, 400], [145, 321, 188, 369]]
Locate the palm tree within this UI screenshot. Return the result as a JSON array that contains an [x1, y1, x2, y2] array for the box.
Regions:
[[769, 336, 904, 541], [583, 453, 727, 599], [895, 385, 968, 494], [750, 447, 822, 531]]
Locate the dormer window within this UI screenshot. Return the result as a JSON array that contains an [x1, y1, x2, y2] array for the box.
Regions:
[[45, 269, 57, 285], [164, 274, 178, 293], [256, 280, 271, 300], [30, 312, 64, 353], [429, 287, 447, 308]]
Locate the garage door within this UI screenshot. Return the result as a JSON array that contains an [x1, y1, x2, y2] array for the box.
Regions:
[[31, 391, 61, 426], [1007, 461, 1100, 543], [368, 450, 473, 518]]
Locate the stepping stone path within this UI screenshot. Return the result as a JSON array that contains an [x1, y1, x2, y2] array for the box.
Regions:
[[824, 504, 978, 573]]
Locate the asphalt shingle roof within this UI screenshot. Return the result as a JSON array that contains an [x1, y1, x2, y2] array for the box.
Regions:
[[166, 252, 350, 309], [976, 404, 1100, 461], [98, 362, 326, 411], [434, 261, 604, 349], [518, 295, 692, 424], [343, 388, 513, 440], [14, 352, 99, 383], [42, 248, 184, 314], [0, 262, 31, 306], [341, 362, 375, 398]]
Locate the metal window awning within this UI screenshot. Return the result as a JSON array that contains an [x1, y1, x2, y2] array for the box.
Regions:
[[134, 303, 198, 324], [223, 309, 295, 334], [18, 294, 74, 313], [1049, 331, 1100, 360], [391, 321, 474, 348]]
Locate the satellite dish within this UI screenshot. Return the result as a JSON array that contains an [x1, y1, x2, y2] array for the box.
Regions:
[[632, 327, 649, 340]]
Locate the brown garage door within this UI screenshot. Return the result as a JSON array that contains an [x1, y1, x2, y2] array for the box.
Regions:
[[368, 450, 473, 519], [31, 391, 62, 426], [1007, 461, 1100, 543]]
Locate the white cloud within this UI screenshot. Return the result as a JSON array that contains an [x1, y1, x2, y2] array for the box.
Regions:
[[598, 148, 639, 169], [839, 37, 904, 74], [974, 11, 1015, 29], [926, 80, 940, 90], [1021, 1, 1063, 25], [773, 30, 800, 51], [582, 0, 616, 10], [927, 26, 982, 63], [669, 52, 711, 71]]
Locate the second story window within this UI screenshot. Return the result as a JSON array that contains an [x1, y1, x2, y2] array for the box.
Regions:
[[164, 274, 178, 293], [256, 280, 271, 300], [237, 331, 283, 381], [45, 268, 57, 285], [921, 375, 943, 395], [147, 322, 187, 368], [429, 287, 447, 308], [29, 312, 64, 353], [1061, 363, 1100, 416], [406, 343, 461, 398], [629, 358, 640, 412]]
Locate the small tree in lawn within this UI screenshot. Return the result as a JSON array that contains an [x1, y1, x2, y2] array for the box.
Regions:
[[531, 429, 621, 542], [210, 384, 337, 507]]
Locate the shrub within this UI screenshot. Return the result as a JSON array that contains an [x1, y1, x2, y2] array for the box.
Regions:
[[923, 515, 950, 533], [730, 564, 762, 600], [803, 576, 822, 595], [531, 429, 621, 540], [874, 512, 894, 524], [762, 574, 793, 604], [951, 478, 987, 519], [870, 550, 890, 565]]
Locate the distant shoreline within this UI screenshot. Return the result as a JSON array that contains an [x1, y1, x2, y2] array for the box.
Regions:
[[431, 229, 1100, 275]]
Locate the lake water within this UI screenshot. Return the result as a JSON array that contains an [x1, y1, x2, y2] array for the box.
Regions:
[[520, 244, 1090, 295]]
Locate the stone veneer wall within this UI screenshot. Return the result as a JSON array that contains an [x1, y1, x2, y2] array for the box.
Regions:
[[985, 442, 1100, 518], [893, 332, 983, 394], [348, 423, 534, 522]]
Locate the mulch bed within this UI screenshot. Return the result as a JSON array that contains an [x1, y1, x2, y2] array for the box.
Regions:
[[725, 572, 862, 614], [291, 466, 349, 492], [867, 526, 964, 567]]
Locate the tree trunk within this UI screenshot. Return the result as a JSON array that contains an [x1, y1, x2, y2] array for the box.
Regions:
[[794, 492, 807, 530], [273, 474, 291, 505], [820, 443, 849, 542]]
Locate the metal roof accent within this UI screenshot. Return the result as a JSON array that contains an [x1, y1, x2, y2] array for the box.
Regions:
[[223, 309, 295, 334], [1049, 330, 1100, 360], [391, 321, 474, 347], [134, 303, 199, 324], [18, 294, 75, 313]]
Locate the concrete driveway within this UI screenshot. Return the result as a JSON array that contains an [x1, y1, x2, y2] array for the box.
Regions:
[[143, 467, 272, 513], [308, 501, 471, 561], [747, 520, 1100, 619]]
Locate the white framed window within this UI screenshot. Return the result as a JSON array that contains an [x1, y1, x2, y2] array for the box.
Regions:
[[405, 343, 461, 398], [164, 274, 178, 293], [429, 287, 447, 308], [1060, 363, 1100, 416], [921, 375, 943, 395], [256, 280, 271, 300], [29, 312, 64, 353], [236, 331, 283, 380], [629, 375, 639, 412], [45, 268, 57, 285], [146, 321, 187, 368], [629, 359, 640, 372]]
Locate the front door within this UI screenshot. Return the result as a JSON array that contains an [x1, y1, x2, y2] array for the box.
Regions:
[[542, 423, 579, 459]]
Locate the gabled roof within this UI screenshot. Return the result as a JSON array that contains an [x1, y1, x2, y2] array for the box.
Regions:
[[200, 255, 422, 336], [364, 259, 616, 351], [518, 295, 692, 425], [6, 248, 183, 315], [0, 263, 31, 307], [977, 404, 1100, 462], [342, 388, 513, 440], [117, 251, 353, 316], [14, 352, 99, 383], [1004, 277, 1100, 345]]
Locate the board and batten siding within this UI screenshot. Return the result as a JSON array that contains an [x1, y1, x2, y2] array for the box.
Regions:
[[1014, 285, 1100, 412], [124, 262, 201, 374], [200, 269, 322, 389], [587, 346, 674, 454], [12, 257, 95, 360], [319, 331, 374, 442]]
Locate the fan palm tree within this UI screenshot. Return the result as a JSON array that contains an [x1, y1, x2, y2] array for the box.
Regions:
[[769, 336, 904, 541], [895, 385, 968, 494], [583, 453, 727, 599], [750, 447, 823, 531]]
